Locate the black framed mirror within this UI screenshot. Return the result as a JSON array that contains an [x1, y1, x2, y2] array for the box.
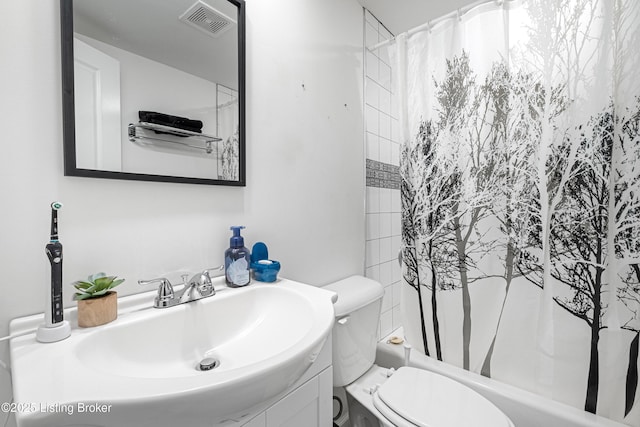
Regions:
[[60, 0, 245, 186]]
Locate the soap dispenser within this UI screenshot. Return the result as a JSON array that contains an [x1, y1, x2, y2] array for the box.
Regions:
[[225, 226, 251, 287]]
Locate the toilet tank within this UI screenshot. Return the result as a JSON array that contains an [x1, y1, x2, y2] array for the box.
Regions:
[[323, 276, 384, 387]]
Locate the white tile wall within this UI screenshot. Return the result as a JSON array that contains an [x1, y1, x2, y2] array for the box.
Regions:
[[363, 10, 402, 340]]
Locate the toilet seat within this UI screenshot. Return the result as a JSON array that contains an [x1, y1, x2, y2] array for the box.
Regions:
[[372, 367, 513, 427]]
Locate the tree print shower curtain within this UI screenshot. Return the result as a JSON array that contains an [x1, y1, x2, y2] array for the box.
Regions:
[[395, 0, 640, 424]]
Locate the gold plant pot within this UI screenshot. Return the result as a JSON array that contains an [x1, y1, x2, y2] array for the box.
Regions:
[[77, 291, 117, 328]]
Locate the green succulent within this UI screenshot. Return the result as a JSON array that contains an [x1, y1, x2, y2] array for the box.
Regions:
[[73, 273, 125, 301]]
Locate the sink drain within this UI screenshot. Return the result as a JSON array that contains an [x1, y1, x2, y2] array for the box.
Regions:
[[197, 357, 220, 371]]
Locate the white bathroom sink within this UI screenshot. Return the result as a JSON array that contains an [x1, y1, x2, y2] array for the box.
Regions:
[[9, 278, 336, 427]]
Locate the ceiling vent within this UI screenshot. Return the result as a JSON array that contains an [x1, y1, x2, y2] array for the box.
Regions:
[[179, 1, 236, 39]]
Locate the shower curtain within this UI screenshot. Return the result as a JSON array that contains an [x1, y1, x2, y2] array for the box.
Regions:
[[217, 85, 239, 181], [395, 0, 640, 424]]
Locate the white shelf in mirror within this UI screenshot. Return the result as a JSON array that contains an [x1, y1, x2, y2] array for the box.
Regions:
[[128, 122, 222, 155]]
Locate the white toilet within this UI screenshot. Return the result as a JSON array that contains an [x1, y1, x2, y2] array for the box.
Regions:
[[324, 276, 514, 427]]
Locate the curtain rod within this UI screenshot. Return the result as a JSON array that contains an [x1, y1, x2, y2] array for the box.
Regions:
[[368, 0, 512, 52]]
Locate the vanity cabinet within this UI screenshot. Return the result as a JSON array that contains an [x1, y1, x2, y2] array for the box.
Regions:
[[236, 334, 333, 427], [242, 367, 332, 427]]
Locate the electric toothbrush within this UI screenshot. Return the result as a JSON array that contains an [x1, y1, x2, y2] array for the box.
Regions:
[[46, 201, 64, 325], [36, 202, 71, 343]]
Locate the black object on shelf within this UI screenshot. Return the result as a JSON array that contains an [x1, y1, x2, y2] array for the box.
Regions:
[[139, 111, 203, 134]]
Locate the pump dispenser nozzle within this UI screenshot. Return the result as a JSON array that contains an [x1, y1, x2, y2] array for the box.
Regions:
[[229, 226, 246, 247]]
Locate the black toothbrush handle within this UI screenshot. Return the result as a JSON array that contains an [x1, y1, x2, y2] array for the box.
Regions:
[[46, 241, 64, 324]]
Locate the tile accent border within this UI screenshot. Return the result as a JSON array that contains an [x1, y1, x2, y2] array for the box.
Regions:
[[366, 159, 400, 189]]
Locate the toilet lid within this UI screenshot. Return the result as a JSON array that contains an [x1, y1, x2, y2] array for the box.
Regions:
[[373, 367, 513, 427]]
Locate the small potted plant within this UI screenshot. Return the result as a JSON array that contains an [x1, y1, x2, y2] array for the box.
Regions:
[[73, 273, 124, 327]]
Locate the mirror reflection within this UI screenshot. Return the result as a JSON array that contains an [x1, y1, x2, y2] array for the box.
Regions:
[[63, 0, 244, 185]]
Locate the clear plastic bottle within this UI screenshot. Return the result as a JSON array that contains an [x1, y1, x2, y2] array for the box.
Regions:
[[224, 226, 251, 287]]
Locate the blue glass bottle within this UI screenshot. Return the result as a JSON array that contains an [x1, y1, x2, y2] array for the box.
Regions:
[[225, 226, 250, 287]]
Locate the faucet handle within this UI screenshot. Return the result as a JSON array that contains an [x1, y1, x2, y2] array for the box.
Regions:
[[189, 270, 215, 296], [202, 266, 224, 293], [177, 270, 214, 304], [205, 266, 224, 277], [138, 278, 175, 307]]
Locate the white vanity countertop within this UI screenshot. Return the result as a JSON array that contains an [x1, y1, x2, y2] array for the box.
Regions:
[[9, 278, 337, 427]]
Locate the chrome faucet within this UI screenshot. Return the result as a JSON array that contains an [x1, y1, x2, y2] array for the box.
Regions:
[[138, 266, 223, 309]]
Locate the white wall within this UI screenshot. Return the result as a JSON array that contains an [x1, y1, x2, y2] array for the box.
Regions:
[[0, 0, 364, 422]]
